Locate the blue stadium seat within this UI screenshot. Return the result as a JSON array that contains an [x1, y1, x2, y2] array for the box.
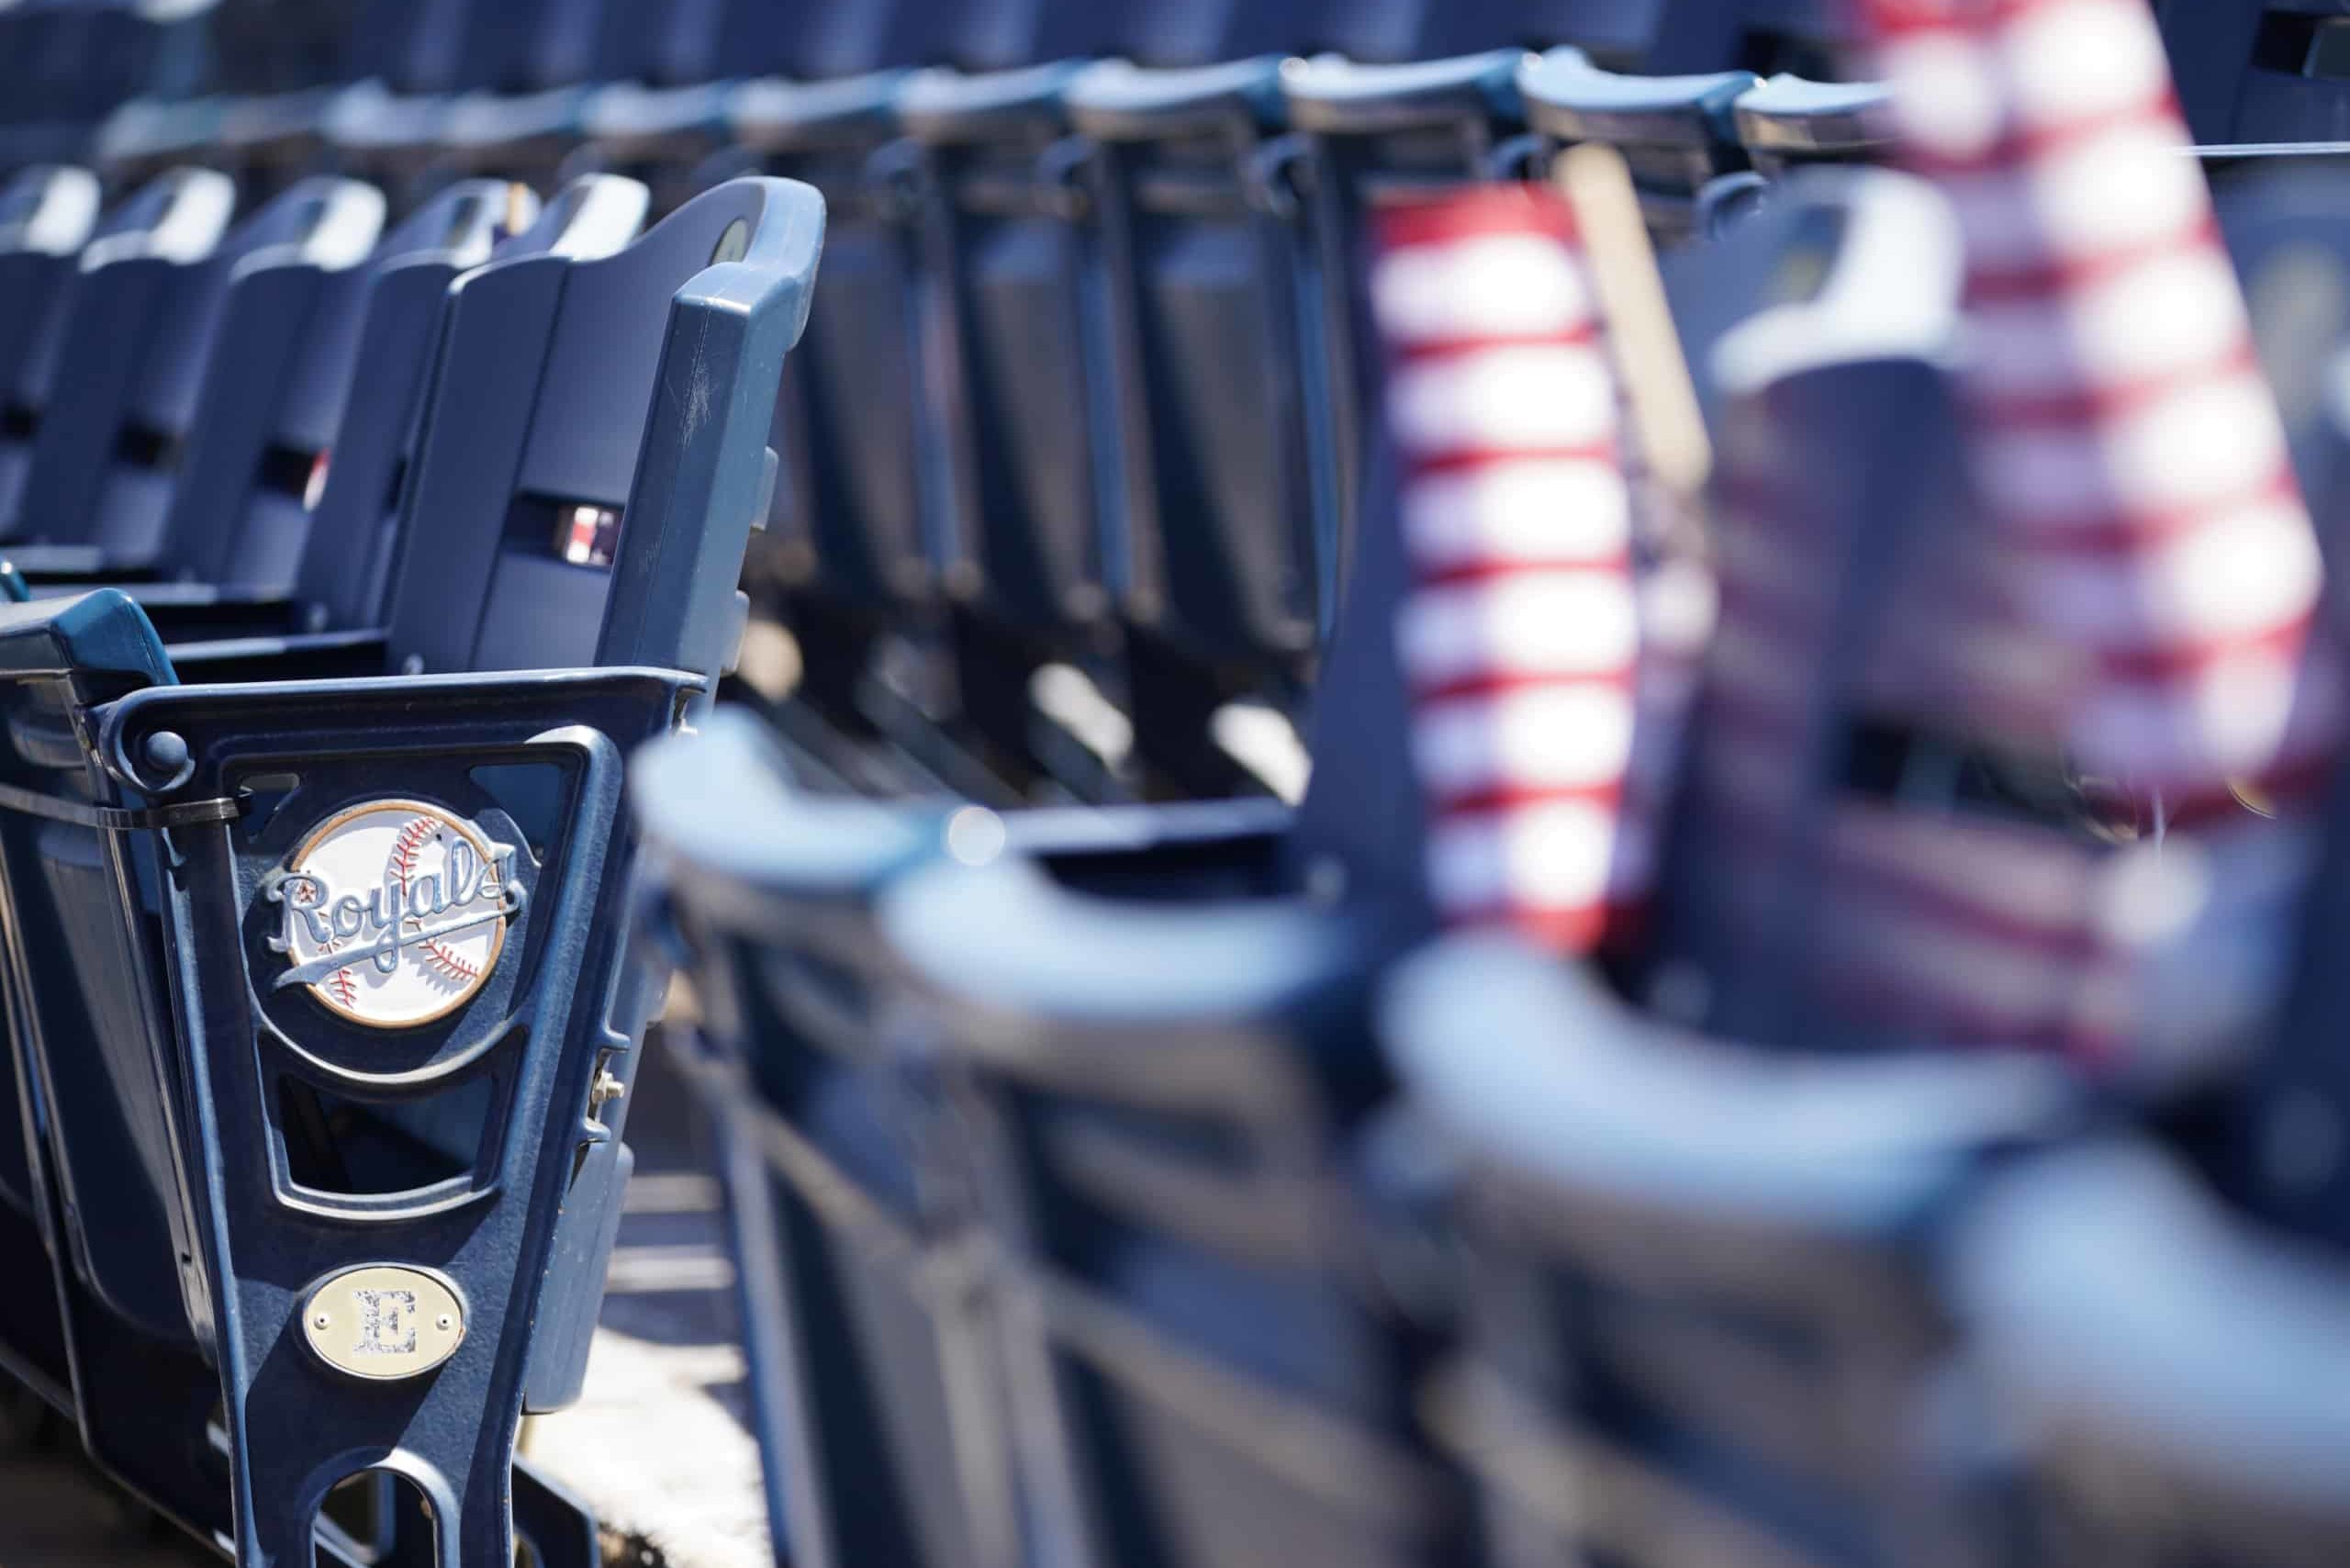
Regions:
[[1383, 935, 2072, 1568], [2217, 167, 2350, 506], [719, 4, 1113, 801], [0, 566, 602, 1568], [1730, 73, 1889, 177], [873, 834, 1460, 1568], [1641, 174, 1974, 1048], [0, 173, 821, 1565], [0, 163, 103, 517], [19, 175, 646, 644], [632, 715, 1024, 1568], [2160, 0, 2350, 148], [1278, 50, 1523, 596], [2, 175, 388, 577], [1517, 47, 1757, 240], [632, 708, 1299, 1568], [0, 165, 240, 549], [632, 252, 1488, 1552], [1063, 56, 1322, 798], [22, 179, 535, 617], [321, 0, 570, 208], [1955, 1142, 2350, 1568], [893, 58, 1136, 798]]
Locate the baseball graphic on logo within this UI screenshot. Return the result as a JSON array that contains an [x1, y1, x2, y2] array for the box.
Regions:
[[266, 800, 525, 1029]]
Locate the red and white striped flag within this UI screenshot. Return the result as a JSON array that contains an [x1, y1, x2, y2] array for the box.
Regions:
[[1813, 0, 2343, 1075], [1856, 0, 2338, 810], [1371, 187, 1692, 955]]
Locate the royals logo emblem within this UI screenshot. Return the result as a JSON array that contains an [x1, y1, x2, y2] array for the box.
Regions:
[[263, 800, 524, 1028]]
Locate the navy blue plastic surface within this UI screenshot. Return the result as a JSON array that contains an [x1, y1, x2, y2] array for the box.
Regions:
[[0, 171, 820, 1564], [0, 166, 238, 546], [6, 176, 385, 570], [1065, 56, 1322, 794], [632, 708, 1294, 1568], [1519, 47, 1755, 235]]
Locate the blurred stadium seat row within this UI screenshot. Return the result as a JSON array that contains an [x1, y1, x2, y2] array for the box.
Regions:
[[5, 3, 2350, 1568]]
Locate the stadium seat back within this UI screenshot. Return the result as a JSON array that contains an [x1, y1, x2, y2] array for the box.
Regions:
[[897, 62, 1107, 646], [1517, 47, 1756, 240], [2159, 0, 2350, 147], [382, 175, 814, 684], [1280, 51, 1524, 587], [162, 179, 517, 597], [1385, 937, 2070, 1568], [0, 165, 235, 543], [878, 848, 1462, 1568], [290, 173, 649, 639], [0, 165, 103, 528], [1065, 59, 1321, 723], [632, 711, 1018, 1568], [10, 175, 384, 566]]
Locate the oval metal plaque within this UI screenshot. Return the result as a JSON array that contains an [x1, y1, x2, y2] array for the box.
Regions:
[[301, 1264, 467, 1381]]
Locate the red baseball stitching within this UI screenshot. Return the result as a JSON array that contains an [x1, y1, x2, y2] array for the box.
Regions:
[[292, 874, 362, 1011], [390, 817, 483, 984]]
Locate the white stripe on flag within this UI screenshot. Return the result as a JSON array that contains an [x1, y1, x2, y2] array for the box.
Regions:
[[1387, 344, 1617, 456], [1370, 234, 1597, 343], [1411, 685, 1639, 796], [1396, 570, 1640, 687], [1398, 459, 1631, 567]]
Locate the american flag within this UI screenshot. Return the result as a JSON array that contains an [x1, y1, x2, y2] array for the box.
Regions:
[[1858, 0, 2337, 808], [1370, 186, 1704, 955], [1804, 0, 2342, 1072]]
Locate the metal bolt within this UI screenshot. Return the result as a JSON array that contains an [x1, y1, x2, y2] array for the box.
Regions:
[[589, 1069, 626, 1111], [436, 1315, 453, 1332], [142, 730, 190, 778], [312, 1313, 331, 1330]]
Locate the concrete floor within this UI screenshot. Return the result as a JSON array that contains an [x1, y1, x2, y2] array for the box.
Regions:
[[0, 1429, 214, 1568], [0, 1035, 767, 1568]]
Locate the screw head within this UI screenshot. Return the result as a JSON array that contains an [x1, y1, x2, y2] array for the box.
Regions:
[[312, 1313, 331, 1330], [436, 1314, 453, 1332]]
